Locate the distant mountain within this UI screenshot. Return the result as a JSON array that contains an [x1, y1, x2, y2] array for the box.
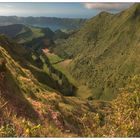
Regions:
[[0, 16, 86, 31], [0, 24, 30, 38], [0, 24, 73, 50], [0, 24, 54, 44], [54, 3, 140, 100]]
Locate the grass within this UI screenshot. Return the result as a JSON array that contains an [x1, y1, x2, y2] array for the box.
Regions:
[[38, 48, 93, 99], [42, 48, 63, 63], [30, 26, 44, 39], [46, 51, 64, 64], [1, 4, 140, 137], [0, 24, 140, 138], [53, 3, 140, 100], [15, 26, 45, 44], [54, 60, 93, 99]]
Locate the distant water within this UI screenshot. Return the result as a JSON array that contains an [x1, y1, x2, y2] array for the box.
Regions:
[[32, 24, 78, 31]]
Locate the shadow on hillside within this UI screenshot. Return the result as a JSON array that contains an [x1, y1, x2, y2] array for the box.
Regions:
[[27, 65, 61, 89], [0, 40, 77, 96], [40, 50, 77, 96], [0, 71, 39, 122], [27, 64, 77, 96]]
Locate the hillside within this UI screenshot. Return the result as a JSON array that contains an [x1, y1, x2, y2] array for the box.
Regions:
[[0, 35, 109, 137], [0, 35, 139, 137], [0, 24, 46, 44], [0, 3, 140, 137], [0, 16, 86, 31], [0, 24, 71, 48], [54, 3, 140, 100], [0, 24, 31, 38]]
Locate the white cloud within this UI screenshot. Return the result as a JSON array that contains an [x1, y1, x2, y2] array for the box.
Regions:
[[84, 3, 133, 11]]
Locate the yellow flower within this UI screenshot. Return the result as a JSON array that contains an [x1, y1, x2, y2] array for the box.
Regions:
[[25, 128, 30, 134]]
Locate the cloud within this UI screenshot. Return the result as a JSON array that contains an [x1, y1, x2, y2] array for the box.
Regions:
[[84, 3, 133, 11]]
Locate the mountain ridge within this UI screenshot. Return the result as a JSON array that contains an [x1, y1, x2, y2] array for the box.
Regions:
[[0, 16, 86, 31], [53, 3, 140, 100]]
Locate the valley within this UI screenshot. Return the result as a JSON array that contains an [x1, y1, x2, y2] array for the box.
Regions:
[[0, 23, 93, 99], [0, 3, 140, 137], [42, 48, 93, 99]]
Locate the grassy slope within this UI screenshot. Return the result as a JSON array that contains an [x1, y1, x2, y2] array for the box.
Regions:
[[0, 35, 110, 137], [54, 60, 93, 99], [54, 3, 140, 100], [0, 4, 140, 137], [0, 18, 139, 137], [0, 43, 139, 137], [0, 24, 52, 44], [15, 26, 45, 44]]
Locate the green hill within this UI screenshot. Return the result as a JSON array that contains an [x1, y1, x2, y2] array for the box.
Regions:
[[0, 24, 45, 44], [54, 3, 140, 100], [0, 34, 109, 137], [0, 24, 71, 49], [0, 35, 139, 137], [0, 24, 30, 38]]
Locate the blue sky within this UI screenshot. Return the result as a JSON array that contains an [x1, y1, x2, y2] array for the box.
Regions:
[[0, 3, 133, 18]]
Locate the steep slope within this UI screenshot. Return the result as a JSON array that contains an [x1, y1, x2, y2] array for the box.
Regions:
[[54, 3, 140, 100], [54, 29, 69, 40], [0, 41, 140, 137], [0, 35, 76, 96], [0, 20, 140, 137], [23, 27, 55, 50], [0, 34, 110, 137]]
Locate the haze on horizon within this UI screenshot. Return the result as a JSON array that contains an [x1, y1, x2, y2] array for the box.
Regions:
[[0, 3, 133, 18]]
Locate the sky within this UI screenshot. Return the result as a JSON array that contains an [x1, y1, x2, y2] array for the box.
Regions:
[[0, 3, 133, 18]]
